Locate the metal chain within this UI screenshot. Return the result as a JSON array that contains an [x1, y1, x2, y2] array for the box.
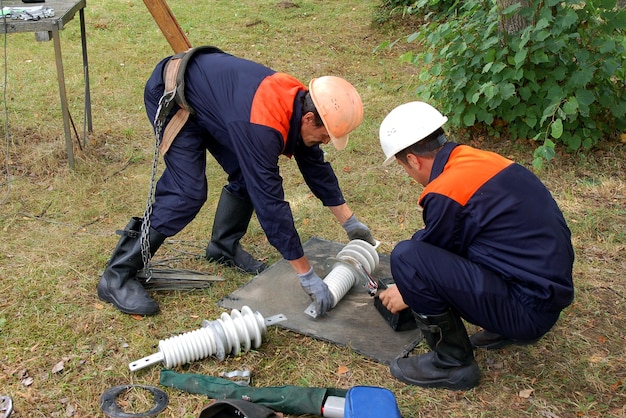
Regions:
[[140, 88, 177, 282]]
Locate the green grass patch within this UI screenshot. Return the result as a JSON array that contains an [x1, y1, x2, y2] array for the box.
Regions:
[[0, 0, 624, 417]]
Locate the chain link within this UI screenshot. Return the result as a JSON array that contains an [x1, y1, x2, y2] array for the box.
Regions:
[[140, 89, 177, 282]]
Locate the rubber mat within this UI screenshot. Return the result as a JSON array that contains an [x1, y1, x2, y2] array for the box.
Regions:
[[218, 237, 422, 365]]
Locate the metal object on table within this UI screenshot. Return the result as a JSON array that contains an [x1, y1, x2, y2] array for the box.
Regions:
[[1, 6, 55, 20]]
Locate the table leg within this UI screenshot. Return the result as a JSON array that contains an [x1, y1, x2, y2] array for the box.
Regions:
[[51, 26, 75, 169], [79, 8, 92, 143]]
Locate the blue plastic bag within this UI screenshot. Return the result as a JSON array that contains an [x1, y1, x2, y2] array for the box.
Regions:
[[343, 386, 402, 418]]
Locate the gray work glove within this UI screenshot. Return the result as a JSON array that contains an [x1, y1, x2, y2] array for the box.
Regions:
[[298, 267, 334, 316], [342, 214, 376, 245]]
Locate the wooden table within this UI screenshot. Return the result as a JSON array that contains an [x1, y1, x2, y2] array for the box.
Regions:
[[1, 0, 92, 168]]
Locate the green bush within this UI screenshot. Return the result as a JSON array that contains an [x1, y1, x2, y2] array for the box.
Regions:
[[398, 0, 626, 168], [374, 0, 458, 23]]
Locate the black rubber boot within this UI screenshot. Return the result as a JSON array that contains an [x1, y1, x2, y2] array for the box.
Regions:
[[470, 330, 541, 350], [97, 217, 165, 315], [390, 310, 480, 390], [206, 187, 267, 274]]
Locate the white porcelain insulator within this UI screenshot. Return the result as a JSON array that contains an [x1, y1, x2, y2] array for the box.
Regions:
[[324, 264, 357, 307], [133, 306, 267, 370], [324, 239, 380, 308], [159, 326, 217, 368]]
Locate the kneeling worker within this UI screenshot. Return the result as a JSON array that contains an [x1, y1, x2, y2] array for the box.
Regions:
[[377, 102, 574, 390]]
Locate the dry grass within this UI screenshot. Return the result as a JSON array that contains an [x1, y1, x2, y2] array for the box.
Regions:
[[0, 0, 625, 417]]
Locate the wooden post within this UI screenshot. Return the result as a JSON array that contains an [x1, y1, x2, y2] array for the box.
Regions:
[[142, 0, 192, 53]]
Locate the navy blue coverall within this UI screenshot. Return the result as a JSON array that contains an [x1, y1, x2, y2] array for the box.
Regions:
[[143, 50, 346, 261], [391, 142, 575, 340]]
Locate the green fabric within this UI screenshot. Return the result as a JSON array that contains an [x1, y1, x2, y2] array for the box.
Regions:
[[160, 370, 347, 416]]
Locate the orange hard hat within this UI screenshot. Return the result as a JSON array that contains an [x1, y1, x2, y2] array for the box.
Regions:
[[308, 76, 363, 150]]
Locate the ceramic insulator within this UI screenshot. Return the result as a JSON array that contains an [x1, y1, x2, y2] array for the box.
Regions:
[[322, 239, 380, 308], [129, 306, 268, 371], [325, 264, 357, 308]]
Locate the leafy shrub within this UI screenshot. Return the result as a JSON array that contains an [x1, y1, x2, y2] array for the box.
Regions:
[[404, 0, 459, 15], [398, 0, 626, 168], [374, 0, 458, 23]]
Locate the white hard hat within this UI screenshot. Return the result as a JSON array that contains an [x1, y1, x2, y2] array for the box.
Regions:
[[379, 101, 448, 166], [309, 76, 363, 150]]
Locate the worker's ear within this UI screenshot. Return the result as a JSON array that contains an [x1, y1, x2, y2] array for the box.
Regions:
[[302, 111, 316, 126], [405, 153, 421, 170]]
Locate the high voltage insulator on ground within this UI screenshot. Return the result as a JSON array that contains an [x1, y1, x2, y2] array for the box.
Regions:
[[129, 306, 286, 371]]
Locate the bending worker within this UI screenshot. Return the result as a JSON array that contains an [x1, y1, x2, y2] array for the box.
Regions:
[[97, 46, 375, 316], [377, 102, 574, 390]]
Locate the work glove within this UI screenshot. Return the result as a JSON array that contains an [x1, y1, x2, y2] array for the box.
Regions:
[[298, 267, 334, 316], [342, 214, 376, 246]]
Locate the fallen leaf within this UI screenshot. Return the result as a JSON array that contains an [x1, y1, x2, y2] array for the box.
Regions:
[[94, 303, 104, 310], [22, 376, 34, 387], [337, 365, 349, 375], [65, 402, 76, 417], [131, 314, 144, 321], [589, 353, 608, 363], [51, 360, 64, 374], [489, 361, 504, 369], [518, 388, 534, 398]]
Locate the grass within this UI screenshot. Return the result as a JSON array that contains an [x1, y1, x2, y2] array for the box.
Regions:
[[0, 0, 625, 417]]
